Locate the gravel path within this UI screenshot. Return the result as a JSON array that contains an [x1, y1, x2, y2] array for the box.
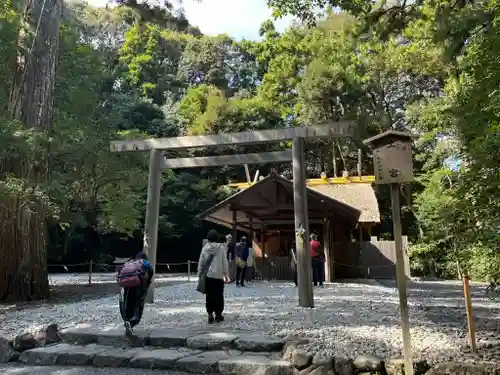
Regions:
[[2, 278, 500, 364], [0, 273, 190, 314]]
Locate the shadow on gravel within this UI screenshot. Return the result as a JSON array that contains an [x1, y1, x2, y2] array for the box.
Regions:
[[0, 278, 186, 314], [376, 280, 500, 333]]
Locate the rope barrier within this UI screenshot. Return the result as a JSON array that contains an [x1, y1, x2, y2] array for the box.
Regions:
[[331, 261, 398, 269], [262, 259, 399, 269], [47, 261, 198, 268], [48, 260, 199, 285], [156, 261, 198, 266], [48, 263, 89, 267]]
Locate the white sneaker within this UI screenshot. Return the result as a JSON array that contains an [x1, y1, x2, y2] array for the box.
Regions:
[[124, 321, 133, 337]]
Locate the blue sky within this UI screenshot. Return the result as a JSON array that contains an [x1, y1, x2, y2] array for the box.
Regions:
[[85, 0, 295, 40]]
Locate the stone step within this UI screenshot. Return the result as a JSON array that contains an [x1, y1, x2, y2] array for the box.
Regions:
[[19, 343, 297, 375], [59, 327, 285, 353]]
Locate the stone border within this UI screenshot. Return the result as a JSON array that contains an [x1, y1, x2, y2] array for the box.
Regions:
[[18, 342, 294, 374], [0, 323, 62, 363], [3, 324, 498, 375], [282, 341, 432, 375], [59, 327, 285, 352]]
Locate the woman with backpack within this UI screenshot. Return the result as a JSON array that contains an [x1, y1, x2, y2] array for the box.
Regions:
[[117, 252, 154, 336], [197, 230, 229, 324]]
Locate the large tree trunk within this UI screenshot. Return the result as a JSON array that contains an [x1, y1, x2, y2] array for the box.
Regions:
[[0, 0, 62, 302]]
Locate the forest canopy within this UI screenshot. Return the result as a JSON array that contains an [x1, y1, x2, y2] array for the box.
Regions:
[[0, 0, 499, 300]]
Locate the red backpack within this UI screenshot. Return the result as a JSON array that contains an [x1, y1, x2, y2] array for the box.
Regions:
[[117, 259, 145, 288]]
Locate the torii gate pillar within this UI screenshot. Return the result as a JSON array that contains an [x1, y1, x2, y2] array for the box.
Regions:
[[144, 149, 162, 303]]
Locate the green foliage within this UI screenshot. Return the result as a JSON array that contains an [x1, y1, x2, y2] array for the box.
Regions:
[[2, 0, 500, 278], [267, 0, 500, 282], [159, 171, 228, 239]]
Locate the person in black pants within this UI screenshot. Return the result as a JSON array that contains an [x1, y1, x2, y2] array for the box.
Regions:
[[198, 230, 229, 323], [310, 233, 325, 287], [119, 252, 154, 336], [205, 276, 225, 322], [235, 237, 249, 287]]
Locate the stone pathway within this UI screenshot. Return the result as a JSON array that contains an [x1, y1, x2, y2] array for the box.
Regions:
[[0, 364, 195, 375], [19, 326, 294, 375], [5, 280, 500, 363]]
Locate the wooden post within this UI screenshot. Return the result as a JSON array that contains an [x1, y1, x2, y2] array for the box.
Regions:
[[357, 148, 362, 178], [249, 217, 253, 241], [187, 261, 191, 283], [292, 137, 314, 308], [232, 210, 237, 244], [262, 227, 270, 281], [260, 224, 266, 258], [390, 183, 413, 375], [358, 224, 364, 277], [230, 210, 237, 282], [463, 274, 477, 352], [244, 164, 251, 184], [144, 149, 163, 303], [88, 260, 92, 285], [249, 217, 254, 254], [332, 141, 337, 177], [323, 218, 331, 283]]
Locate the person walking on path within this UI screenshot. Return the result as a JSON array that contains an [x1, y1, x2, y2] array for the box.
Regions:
[[117, 252, 154, 336], [197, 230, 230, 324], [226, 234, 236, 282], [235, 236, 249, 287], [310, 233, 325, 287]]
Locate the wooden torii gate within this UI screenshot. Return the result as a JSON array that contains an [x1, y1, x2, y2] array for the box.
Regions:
[[110, 121, 355, 307]]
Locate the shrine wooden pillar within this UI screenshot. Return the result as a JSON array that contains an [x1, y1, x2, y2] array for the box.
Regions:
[[232, 210, 237, 244], [323, 217, 332, 282], [262, 224, 270, 281]]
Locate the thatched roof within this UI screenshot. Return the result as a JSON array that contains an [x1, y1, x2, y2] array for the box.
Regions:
[[309, 183, 380, 223], [197, 173, 361, 230]]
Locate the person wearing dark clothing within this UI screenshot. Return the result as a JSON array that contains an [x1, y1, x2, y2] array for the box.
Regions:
[[198, 230, 229, 323], [235, 237, 249, 287], [119, 252, 154, 336], [310, 233, 324, 287]]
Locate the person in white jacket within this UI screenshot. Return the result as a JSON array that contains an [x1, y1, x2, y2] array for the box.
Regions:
[[197, 230, 230, 324]]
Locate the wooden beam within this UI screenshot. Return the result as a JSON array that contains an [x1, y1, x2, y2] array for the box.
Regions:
[[231, 204, 294, 210], [110, 122, 355, 152], [244, 164, 251, 184], [227, 175, 376, 189], [231, 203, 326, 212], [256, 212, 330, 220], [162, 150, 293, 169], [262, 219, 324, 225]]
